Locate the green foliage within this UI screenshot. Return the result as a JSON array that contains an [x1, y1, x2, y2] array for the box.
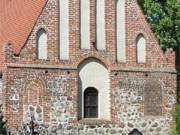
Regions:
[[171, 104, 180, 135], [170, 126, 178, 135], [138, 0, 180, 50], [0, 105, 7, 135]]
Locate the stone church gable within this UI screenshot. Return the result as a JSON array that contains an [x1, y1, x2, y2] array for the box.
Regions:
[[1, 0, 176, 135]]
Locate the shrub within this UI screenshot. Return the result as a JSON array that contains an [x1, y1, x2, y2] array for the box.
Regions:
[[171, 104, 180, 135]]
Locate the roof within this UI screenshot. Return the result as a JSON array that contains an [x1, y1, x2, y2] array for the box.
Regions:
[[0, 0, 47, 72]]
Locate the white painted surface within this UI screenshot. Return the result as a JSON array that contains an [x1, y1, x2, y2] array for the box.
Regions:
[[81, 0, 90, 49], [59, 0, 69, 60], [96, 0, 105, 50], [37, 29, 47, 60], [117, 0, 126, 62], [137, 35, 146, 63], [79, 59, 110, 119]]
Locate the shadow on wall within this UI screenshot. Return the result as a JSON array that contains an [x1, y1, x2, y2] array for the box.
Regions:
[[77, 76, 82, 120]]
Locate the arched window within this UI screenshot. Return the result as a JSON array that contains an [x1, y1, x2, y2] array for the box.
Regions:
[[37, 29, 47, 59], [84, 87, 98, 118], [78, 58, 110, 120], [136, 34, 146, 63]]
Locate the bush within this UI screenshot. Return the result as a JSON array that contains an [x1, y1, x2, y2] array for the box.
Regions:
[[171, 104, 180, 135]]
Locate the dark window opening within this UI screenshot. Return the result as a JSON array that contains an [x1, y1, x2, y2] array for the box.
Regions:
[[84, 87, 98, 118], [129, 129, 143, 135]]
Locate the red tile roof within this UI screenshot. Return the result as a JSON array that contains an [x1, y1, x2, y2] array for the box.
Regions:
[[0, 0, 47, 72]]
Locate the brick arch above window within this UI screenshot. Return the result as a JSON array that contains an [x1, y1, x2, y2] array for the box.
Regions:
[[77, 57, 109, 70]]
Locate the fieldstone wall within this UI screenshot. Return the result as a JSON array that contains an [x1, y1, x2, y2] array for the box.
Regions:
[[3, 68, 77, 130], [16, 76, 76, 135], [4, 69, 176, 135], [113, 78, 171, 135], [59, 74, 175, 135], [47, 77, 76, 131], [2, 0, 177, 134]]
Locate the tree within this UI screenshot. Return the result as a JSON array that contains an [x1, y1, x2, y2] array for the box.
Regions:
[[138, 0, 180, 50], [0, 105, 7, 135], [175, 104, 180, 134]]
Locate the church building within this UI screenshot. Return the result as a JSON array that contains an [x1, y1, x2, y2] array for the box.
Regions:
[[0, 0, 177, 134]]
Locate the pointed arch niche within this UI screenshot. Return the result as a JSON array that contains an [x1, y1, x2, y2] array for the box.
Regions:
[[136, 34, 146, 63], [23, 80, 45, 122], [37, 28, 47, 60], [78, 58, 110, 120]]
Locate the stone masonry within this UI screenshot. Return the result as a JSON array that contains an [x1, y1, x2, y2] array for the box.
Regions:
[[1, 0, 177, 135]]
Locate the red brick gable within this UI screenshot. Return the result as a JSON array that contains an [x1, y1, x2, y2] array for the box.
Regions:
[[0, 0, 47, 71]]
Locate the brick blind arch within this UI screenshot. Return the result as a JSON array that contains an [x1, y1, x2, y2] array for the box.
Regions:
[[144, 80, 162, 116], [23, 80, 45, 122]]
